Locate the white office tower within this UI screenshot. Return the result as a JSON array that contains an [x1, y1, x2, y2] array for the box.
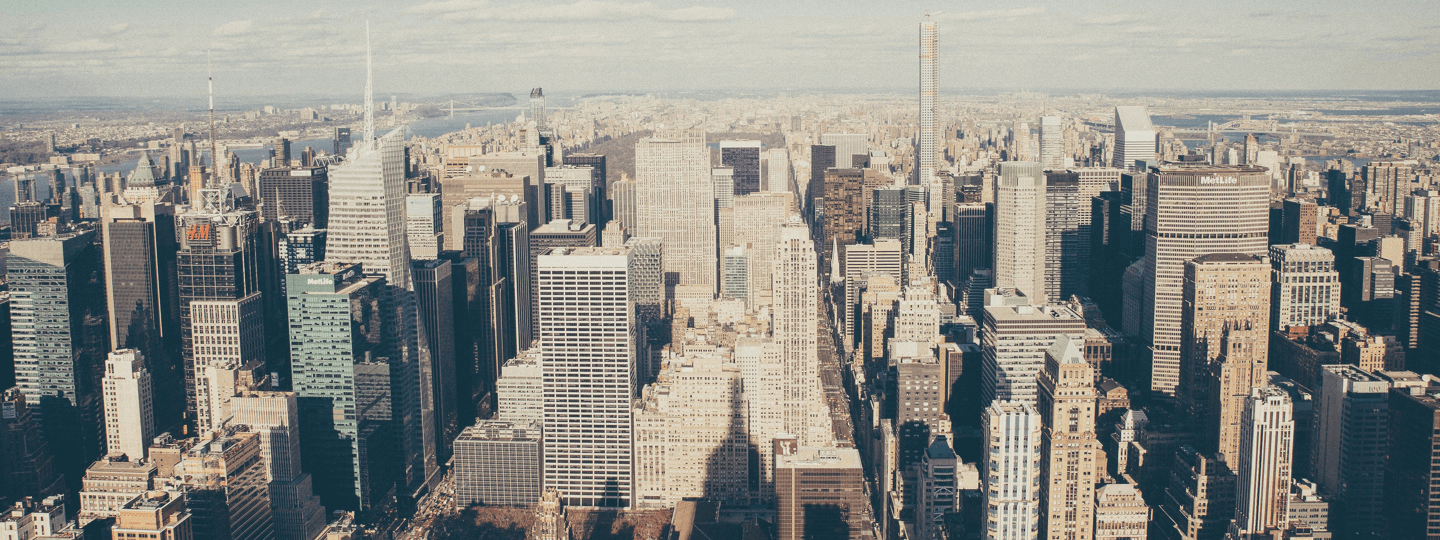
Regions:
[[1140, 165, 1270, 397], [893, 287, 942, 346], [327, 126, 409, 280], [191, 293, 265, 433], [1232, 386, 1295, 540], [405, 194, 443, 260], [539, 246, 636, 508], [103, 349, 154, 459], [735, 338, 785, 500], [843, 240, 904, 350], [1039, 116, 1063, 170], [980, 289, 1086, 408], [733, 193, 794, 308], [712, 167, 735, 210], [1268, 243, 1340, 330], [1113, 106, 1156, 170], [230, 391, 327, 540], [328, 122, 437, 491], [774, 220, 830, 446], [496, 349, 543, 420], [636, 130, 717, 293], [633, 354, 748, 507], [982, 401, 1041, 540], [822, 133, 869, 170], [918, 17, 938, 185], [766, 148, 791, 193], [994, 161, 1047, 305]]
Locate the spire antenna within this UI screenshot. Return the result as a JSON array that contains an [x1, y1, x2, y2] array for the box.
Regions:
[[363, 21, 374, 147], [207, 50, 221, 190]]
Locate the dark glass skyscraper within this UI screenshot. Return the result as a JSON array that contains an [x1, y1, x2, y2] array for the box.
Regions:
[[9, 229, 110, 490], [257, 166, 329, 227], [177, 210, 262, 416], [720, 140, 762, 197], [102, 202, 182, 432]]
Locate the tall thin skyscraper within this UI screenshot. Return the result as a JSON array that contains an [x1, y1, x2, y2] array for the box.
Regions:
[[1113, 106, 1156, 170], [529, 88, 546, 132], [1142, 165, 1270, 397], [983, 401, 1040, 540], [539, 247, 636, 508], [994, 161, 1047, 304], [101, 200, 181, 431], [1039, 116, 1063, 170], [326, 62, 436, 491], [918, 17, 938, 185], [1037, 335, 1097, 540], [102, 349, 154, 460], [635, 130, 716, 293], [177, 208, 262, 420], [774, 220, 827, 446], [1232, 387, 1295, 539]]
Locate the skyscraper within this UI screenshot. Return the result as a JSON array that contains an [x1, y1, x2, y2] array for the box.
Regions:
[[1141, 165, 1271, 397], [918, 17, 938, 185], [257, 165, 328, 227], [766, 148, 790, 194], [843, 240, 904, 350], [635, 131, 716, 293], [1039, 116, 1063, 170], [539, 247, 636, 508], [101, 200, 181, 431], [774, 220, 828, 446], [412, 259, 457, 463], [529, 87, 546, 132], [732, 192, 793, 307], [10, 230, 109, 483], [1177, 253, 1270, 463], [102, 349, 154, 460], [821, 134, 869, 170], [1385, 378, 1440, 540], [720, 140, 762, 197], [327, 119, 436, 493], [1268, 243, 1340, 331], [229, 390, 327, 540], [405, 194, 443, 260], [1313, 365, 1389, 537], [822, 168, 866, 272], [174, 428, 276, 540], [951, 202, 992, 288], [1232, 387, 1295, 539], [1036, 335, 1097, 540], [994, 162, 1047, 304], [1113, 106, 1156, 170], [980, 291, 1086, 407], [190, 292, 266, 433], [773, 444, 870, 540], [176, 207, 263, 425], [287, 262, 396, 512], [982, 401, 1040, 540], [1043, 170, 1084, 300]]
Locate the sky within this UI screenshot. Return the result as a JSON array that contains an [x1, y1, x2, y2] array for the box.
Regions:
[[2, 0, 1438, 101]]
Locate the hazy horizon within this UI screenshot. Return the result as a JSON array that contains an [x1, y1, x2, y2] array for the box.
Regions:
[[4, 0, 1439, 100]]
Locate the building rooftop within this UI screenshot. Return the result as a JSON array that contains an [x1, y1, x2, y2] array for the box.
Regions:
[[775, 447, 863, 470]]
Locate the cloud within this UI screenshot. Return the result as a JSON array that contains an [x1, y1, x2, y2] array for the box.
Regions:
[[408, 0, 488, 15], [663, 6, 735, 22], [49, 39, 118, 53], [411, 0, 735, 22], [1079, 14, 1140, 26], [945, 7, 1045, 22], [215, 20, 253, 36]]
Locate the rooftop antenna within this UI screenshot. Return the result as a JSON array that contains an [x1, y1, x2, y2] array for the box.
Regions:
[[363, 20, 374, 148], [207, 50, 221, 189]]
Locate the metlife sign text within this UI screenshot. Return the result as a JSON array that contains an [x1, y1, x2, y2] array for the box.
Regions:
[[1198, 176, 1239, 185]]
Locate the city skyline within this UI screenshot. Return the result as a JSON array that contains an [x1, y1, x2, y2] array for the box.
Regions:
[[3, 1, 1440, 99]]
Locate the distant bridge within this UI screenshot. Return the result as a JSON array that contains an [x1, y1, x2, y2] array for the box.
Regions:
[[1166, 118, 1331, 138]]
